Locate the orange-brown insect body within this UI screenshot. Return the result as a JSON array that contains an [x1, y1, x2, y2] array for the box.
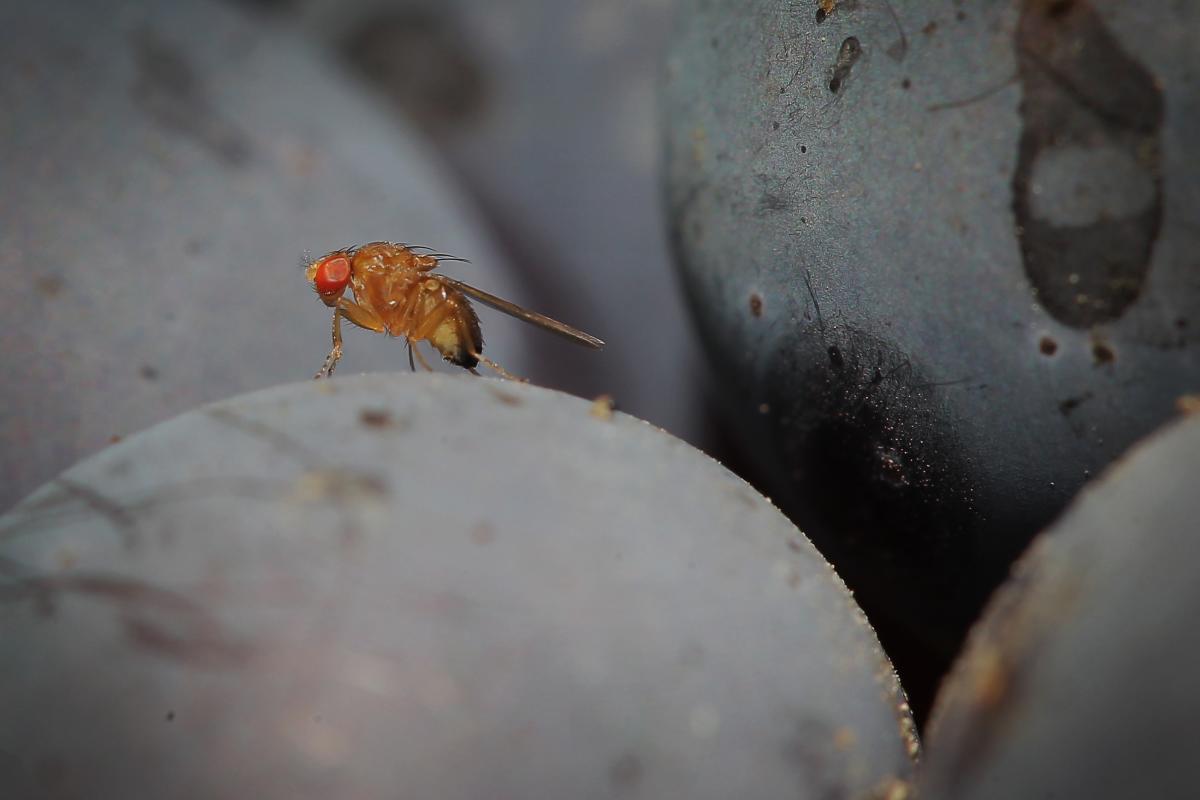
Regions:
[[346, 242, 482, 368], [306, 241, 603, 380]]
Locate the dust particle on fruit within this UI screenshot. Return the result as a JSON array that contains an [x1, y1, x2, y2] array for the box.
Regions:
[[470, 522, 496, 545], [608, 752, 644, 789], [590, 394, 616, 420], [490, 388, 522, 406], [749, 292, 764, 317], [35, 275, 64, 297], [1058, 392, 1092, 416], [359, 408, 393, 428], [1091, 339, 1115, 364], [1176, 395, 1200, 415]]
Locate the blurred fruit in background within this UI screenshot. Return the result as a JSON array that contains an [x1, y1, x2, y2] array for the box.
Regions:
[[919, 410, 1200, 800], [2, 0, 701, 513], [0, 0, 525, 510], [284, 0, 704, 440], [663, 0, 1200, 719]]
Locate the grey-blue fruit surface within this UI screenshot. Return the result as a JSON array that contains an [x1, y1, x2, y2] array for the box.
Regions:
[[919, 411, 1200, 799], [0, 374, 917, 800], [0, 0, 529, 512], [663, 0, 1200, 712]]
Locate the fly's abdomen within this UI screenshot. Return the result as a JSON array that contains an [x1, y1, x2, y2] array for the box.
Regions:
[[428, 291, 483, 368]]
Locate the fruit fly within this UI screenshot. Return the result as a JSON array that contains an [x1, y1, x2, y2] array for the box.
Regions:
[[304, 241, 604, 380]]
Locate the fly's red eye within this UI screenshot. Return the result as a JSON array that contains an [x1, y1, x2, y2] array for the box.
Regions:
[[314, 255, 351, 296]]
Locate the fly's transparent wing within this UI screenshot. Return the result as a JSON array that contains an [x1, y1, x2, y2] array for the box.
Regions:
[[442, 278, 605, 349]]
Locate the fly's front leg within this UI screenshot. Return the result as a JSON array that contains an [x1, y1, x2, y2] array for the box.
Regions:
[[313, 298, 385, 379], [314, 306, 344, 379]]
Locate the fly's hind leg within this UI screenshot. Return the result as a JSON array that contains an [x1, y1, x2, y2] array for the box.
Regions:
[[474, 353, 526, 382], [455, 315, 526, 382]]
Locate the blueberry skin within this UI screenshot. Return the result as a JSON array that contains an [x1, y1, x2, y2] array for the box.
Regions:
[[0, 374, 918, 800], [663, 0, 1200, 716], [920, 413, 1200, 800]]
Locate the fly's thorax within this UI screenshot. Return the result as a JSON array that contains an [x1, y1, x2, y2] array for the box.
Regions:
[[352, 241, 427, 272], [350, 268, 417, 335]]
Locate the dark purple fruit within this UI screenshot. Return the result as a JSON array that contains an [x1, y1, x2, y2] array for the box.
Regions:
[[663, 0, 1200, 717], [920, 411, 1200, 799], [0, 374, 917, 799]]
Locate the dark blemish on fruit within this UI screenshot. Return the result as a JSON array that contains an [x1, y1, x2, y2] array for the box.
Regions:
[[359, 408, 393, 428], [828, 37, 862, 95], [130, 29, 253, 167], [1012, 0, 1163, 328], [490, 388, 522, 406], [608, 752, 645, 791], [35, 275, 64, 297], [1091, 339, 1115, 364], [1047, 0, 1075, 19], [750, 293, 764, 317], [1038, 336, 1058, 356], [762, 316, 985, 722], [139, 364, 159, 381], [341, 8, 489, 134], [1058, 392, 1092, 416], [882, 0, 910, 61], [470, 522, 496, 546]]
